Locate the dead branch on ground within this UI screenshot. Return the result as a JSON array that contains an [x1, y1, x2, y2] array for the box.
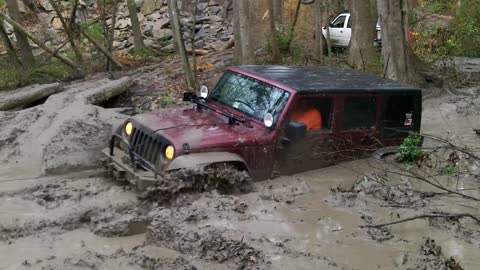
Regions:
[[360, 213, 480, 228]]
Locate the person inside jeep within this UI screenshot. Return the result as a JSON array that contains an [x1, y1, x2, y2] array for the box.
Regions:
[[291, 100, 323, 131]]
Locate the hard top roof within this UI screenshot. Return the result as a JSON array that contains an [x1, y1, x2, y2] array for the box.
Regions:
[[235, 66, 420, 94]]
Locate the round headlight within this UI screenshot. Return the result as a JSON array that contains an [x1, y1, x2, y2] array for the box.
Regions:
[[165, 145, 175, 160], [124, 122, 133, 137]]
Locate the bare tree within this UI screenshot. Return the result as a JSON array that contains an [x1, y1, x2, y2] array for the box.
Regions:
[[167, 0, 196, 90], [6, 0, 35, 67], [49, 0, 82, 62], [377, 0, 420, 84], [0, 10, 82, 75], [126, 0, 144, 50], [108, 0, 118, 71], [272, 0, 283, 26], [233, 0, 254, 65], [286, 0, 301, 52], [314, 0, 325, 61], [269, 0, 280, 62], [348, 0, 377, 70]]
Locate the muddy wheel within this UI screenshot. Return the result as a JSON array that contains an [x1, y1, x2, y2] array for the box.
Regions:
[[140, 163, 253, 204], [172, 162, 253, 194]]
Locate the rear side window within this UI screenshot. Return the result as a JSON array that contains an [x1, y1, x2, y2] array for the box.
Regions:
[[383, 95, 415, 128], [344, 97, 376, 130]]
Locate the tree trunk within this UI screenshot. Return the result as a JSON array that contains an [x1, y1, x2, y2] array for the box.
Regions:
[[377, 0, 421, 84], [0, 10, 83, 75], [348, 0, 377, 71], [127, 0, 144, 50], [313, 0, 324, 61], [233, 0, 254, 65], [6, 0, 35, 67], [286, 0, 301, 52], [324, 0, 332, 58], [269, 0, 280, 62], [272, 0, 283, 26], [49, 0, 82, 62], [191, 0, 199, 88], [108, 0, 118, 71], [0, 19, 22, 69], [81, 29, 124, 69], [167, 0, 196, 90]]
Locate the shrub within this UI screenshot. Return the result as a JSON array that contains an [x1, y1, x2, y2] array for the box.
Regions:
[[398, 133, 423, 162]]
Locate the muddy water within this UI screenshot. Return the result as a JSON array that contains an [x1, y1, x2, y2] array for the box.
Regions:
[[1, 92, 480, 269]]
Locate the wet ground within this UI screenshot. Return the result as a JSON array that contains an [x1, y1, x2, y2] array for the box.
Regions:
[[1, 56, 480, 269]]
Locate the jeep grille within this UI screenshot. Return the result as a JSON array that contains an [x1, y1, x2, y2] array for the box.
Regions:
[[130, 127, 166, 167]]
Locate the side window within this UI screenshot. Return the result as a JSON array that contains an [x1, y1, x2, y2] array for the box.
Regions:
[[347, 16, 352, 28], [383, 95, 415, 128], [291, 97, 334, 132], [331, 15, 346, 28], [344, 97, 376, 130]]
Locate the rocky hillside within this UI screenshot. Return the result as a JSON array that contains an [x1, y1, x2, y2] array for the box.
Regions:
[[2, 0, 234, 55]]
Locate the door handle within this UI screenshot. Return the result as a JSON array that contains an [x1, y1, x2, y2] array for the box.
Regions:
[[340, 31, 343, 33]]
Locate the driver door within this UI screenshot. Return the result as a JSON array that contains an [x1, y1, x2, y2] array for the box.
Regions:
[[273, 96, 336, 176], [329, 14, 347, 46]]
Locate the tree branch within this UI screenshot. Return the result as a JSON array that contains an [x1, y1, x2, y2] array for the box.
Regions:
[[360, 213, 480, 228]]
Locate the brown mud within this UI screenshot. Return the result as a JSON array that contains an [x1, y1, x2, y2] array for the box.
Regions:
[[1, 58, 480, 269]]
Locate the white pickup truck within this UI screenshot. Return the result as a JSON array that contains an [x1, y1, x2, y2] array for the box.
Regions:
[[322, 12, 382, 47]]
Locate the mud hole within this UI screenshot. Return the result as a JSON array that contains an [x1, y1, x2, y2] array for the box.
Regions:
[[1, 58, 480, 268]]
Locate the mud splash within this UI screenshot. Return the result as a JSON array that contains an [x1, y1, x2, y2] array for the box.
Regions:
[[139, 164, 253, 205]]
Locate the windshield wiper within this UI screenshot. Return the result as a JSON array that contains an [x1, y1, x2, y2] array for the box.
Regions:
[[191, 98, 246, 125]]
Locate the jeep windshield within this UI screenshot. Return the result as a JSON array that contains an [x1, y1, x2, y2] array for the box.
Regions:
[[209, 71, 290, 125]]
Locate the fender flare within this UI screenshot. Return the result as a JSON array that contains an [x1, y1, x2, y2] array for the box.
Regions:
[[166, 152, 249, 172]]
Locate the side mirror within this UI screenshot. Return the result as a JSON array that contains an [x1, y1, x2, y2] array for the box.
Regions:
[[283, 121, 306, 144], [183, 92, 198, 102]]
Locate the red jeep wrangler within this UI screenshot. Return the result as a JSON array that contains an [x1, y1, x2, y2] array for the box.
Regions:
[[103, 66, 422, 189]]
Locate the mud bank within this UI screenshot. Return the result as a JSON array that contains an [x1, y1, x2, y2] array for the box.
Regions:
[[0, 77, 132, 179]]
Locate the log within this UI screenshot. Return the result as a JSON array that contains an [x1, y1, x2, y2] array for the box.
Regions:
[[0, 83, 64, 111], [186, 48, 209, 56]]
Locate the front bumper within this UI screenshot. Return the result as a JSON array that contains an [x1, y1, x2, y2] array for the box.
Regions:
[[102, 134, 163, 190]]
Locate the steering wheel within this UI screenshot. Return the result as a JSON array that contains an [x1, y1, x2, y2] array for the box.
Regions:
[[233, 99, 255, 112]]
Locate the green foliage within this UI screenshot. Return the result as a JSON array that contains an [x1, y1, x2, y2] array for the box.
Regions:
[[439, 166, 460, 176], [425, 0, 451, 14], [452, 0, 480, 57], [80, 20, 105, 43], [132, 47, 158, 61], [398, 133, 424, 162], [266, 28, 304, 63], [153, 93, 177, 109], [0, 58, 73, 91], [414, 0, 480, 62]]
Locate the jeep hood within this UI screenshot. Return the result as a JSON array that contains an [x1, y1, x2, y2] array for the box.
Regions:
[[132, 107, 268, 150]]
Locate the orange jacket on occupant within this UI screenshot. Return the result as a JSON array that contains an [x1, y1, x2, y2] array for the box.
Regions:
[[292, 109, 322, 131]]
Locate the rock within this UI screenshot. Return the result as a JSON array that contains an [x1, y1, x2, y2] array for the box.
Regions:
[[146, 12, 162, 21], [197, 2, 208, 11], [152, 27, 172, 40], [51, 18, 64, 30], [116, 18, 132, 29], [207, 6, 221, 15], [143, 38, 155, 48], [141, 0, 164, 14], [2, 21, 14, 35], [143, 21, 155, 35], [138, 13, 145, 23]]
